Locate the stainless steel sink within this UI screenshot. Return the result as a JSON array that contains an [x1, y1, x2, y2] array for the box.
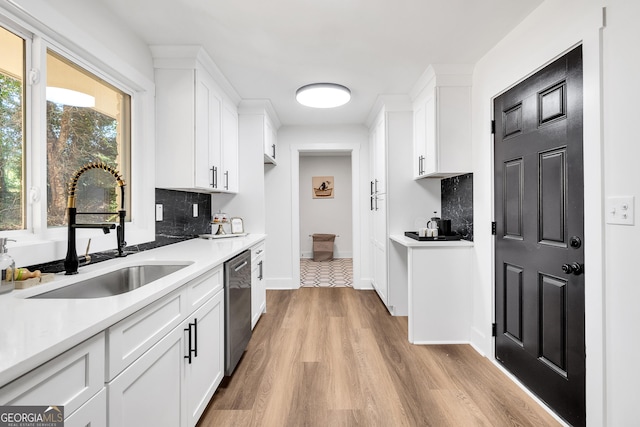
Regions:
[[30, 264, 189, 299]]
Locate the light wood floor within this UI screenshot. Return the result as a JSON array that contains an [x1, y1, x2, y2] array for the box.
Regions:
[[198, 288, 561, 427]]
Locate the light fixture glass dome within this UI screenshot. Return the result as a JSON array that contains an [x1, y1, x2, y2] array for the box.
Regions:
[[296, 83, 351, 108]]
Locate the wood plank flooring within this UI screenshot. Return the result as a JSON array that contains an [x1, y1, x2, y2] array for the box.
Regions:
[[198, 288, 561, 427]]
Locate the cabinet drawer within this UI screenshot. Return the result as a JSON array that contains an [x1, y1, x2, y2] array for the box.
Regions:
[[106, 289, 186, 380], [251, 242, 265, 262], [0, 333, 105, 416], [64, 387, 106, 427], [187, 265, 222, 312]]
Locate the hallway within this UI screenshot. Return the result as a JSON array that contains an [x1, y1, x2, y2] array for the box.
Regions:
[[199, 288, 561, 426]]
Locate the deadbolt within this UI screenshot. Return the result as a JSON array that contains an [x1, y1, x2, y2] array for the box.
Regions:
[[569, 236, 582, 249]]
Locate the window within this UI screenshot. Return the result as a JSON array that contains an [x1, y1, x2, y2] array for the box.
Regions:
[[0, 24, 132, 232], [46, 50, 131, 227], [0, 26, 25, 231]]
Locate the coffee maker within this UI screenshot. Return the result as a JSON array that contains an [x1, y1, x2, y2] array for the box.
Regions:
[[428, 212, 452, 236]]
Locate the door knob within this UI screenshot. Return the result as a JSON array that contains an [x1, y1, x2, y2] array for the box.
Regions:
[[562, 262, 583, 275]]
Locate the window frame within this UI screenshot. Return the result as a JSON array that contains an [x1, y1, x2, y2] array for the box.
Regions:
[[0, 7, 155, 266]]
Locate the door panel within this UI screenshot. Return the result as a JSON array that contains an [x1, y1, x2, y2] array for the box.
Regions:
[[494, 46, 584, 427]]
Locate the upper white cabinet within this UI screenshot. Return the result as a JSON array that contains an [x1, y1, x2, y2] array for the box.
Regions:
[[152, 45, 240, 193], [411, 64, 472, 179], [263, 114, 278, 164], [237, 100, 280, 165]]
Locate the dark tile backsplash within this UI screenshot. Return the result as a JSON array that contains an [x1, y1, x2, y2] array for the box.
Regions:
[[155, 188, 212, 237], [26, 189, 212, 273], [441, 173, 473, 241]]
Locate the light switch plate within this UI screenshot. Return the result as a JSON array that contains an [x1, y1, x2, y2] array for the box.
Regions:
[[606, 196, 635, 225], [155, 204, 163, 222], [192, 203, 198, 217]]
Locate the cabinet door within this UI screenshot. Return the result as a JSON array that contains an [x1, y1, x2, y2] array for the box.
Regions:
[[413, 99, 427, 179], [423, 92, 438, 175], [195, 67, 222, 190], [372, 194, 388, 304], [263, 116, 277, 164], [222, 103, 238, 193], [373, 115, 386, 194], [64, 388, 107, 427], [0, 333, 105, 416], [108, 326, 184, 427], [184, 290, 224, 427], [251, 256, 265, 329]]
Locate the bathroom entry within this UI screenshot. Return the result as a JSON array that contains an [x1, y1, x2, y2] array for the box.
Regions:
[[299, 153, 353, 287]]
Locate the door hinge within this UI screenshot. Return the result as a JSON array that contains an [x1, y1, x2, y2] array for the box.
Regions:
[[491, 221, 497, 235], [492, 323, 497, 337], [491, 120, 496, 135]]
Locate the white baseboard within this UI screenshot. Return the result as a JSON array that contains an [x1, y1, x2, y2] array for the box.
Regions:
[[411, 340, 470, 345], [354, 278, 373, 290]]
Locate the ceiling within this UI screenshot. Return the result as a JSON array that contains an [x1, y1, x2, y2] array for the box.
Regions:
[[98, 0, 542, 127]]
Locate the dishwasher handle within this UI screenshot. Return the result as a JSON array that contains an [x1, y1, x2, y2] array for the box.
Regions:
[[233, 260, 248, 272]]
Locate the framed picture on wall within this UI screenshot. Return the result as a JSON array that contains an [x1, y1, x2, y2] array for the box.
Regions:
[[312, 176, 334, 199]]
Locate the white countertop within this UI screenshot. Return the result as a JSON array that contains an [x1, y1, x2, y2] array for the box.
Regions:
[[0, 234, 265, 387], [390, 234, 474, 247]]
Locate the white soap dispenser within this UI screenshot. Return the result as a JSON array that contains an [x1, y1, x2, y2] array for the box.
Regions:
[[0, 238, 16, 294]]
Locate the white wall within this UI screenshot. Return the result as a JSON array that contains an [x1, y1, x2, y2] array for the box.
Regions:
[[469, 0, 640, 424], [265, 125, 370, 289], [299, 155, 353, 258]]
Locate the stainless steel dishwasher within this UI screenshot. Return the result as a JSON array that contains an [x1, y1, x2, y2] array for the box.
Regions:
[[224, 250, 252, 376]]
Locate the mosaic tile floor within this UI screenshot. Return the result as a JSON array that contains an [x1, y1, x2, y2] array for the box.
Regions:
[[300, 258, 353, 287]]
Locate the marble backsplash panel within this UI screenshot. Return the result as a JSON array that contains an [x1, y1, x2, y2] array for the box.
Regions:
[[155, 188, 212, 237], [441, 173, 473, 241]]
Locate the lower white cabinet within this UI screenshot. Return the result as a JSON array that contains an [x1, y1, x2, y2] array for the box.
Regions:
[[65, 388, 107, 427], [184, 289, 224, 426], [108, 272, 225, 427], [0, 259, 236, 427], [251, 242, 266, 329], [0, 332, 105, 425], [108, 322, 184, 427]]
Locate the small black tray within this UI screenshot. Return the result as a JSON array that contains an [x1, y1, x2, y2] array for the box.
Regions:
[[404, 231, 462, 241]]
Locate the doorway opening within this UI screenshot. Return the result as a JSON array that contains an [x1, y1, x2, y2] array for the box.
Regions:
[[299, 152, 353, 287], [289, 143, 362, 290]]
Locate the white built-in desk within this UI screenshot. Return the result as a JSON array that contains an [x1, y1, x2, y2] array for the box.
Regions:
[[389, 234, 473, 344]]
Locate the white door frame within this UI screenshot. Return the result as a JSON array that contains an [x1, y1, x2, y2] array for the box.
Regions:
[[290, 143, 362, 289]]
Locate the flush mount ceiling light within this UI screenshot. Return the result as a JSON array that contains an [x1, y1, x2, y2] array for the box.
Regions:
[[296, 83, 351, 108], [46, 87, 95, 108]]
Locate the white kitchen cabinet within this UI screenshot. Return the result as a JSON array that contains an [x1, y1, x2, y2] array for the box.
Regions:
[[222, 103, 239, 192], [107, 266, 225, 427], [264, 114, 278, 164], [411, 64, 472, 179], [184, 289, 224, 426], [106, 287, 187, 381], [65, 388, 107, 427], [108, 321, 184, 427], [368, 100, 413, 315], [152, 45, 239, 193], [250, 241, 266, 329], [237, 100, 280, 166], [0, 333, 105, 424]]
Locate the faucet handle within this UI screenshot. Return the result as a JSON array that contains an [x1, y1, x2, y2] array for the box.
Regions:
[[79, 238, 92, 266]]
